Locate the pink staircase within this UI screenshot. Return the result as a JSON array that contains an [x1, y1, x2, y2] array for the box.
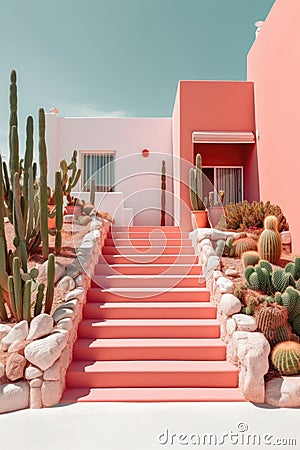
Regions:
[[62, 226, 244, 402]]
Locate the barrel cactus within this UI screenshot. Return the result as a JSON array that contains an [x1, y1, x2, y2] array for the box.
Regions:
[[232, 237, 257, 258], [242, 251, 260, 268], [255, 303, 288, 345], [258, 215, 282, 264], [271, 341, 300, 375]]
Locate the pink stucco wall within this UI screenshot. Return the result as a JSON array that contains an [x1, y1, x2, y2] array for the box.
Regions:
[[46, 115, 173, 226], [172, 81, 257, 230], [247, 0, 300, 255]]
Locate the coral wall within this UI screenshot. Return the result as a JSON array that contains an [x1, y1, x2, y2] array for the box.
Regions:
[[248, 0, 300, 255]]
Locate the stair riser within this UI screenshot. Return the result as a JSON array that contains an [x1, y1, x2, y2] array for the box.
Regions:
[[83, 305, 216, 320], [111, 227, 181, 232], [105, 239, 192, 247], [102, 247, 195, 255], [66, 371, 238, 389], [107, 233, 190, 239], [78, 324, 220, 339], [95, 264, 201, 276], [91, 277, 205, 289], [87, 289, 211, 303], [73, 346, 226, 361], [102, 255, 198, 265]]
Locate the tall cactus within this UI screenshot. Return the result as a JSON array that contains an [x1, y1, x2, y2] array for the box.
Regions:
[[161, 160, 166, 226], [60, 150, 81, 201], [54, 171, 63, 254], [90, 178, 95, 206], [258, 215, 282, 264], [38, 108, 49, 260], [44, 253, 55, 314], [9, 70, 19, 185], [189, 153, 206, 211]]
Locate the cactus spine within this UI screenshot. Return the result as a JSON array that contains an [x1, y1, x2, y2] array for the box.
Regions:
[[271, 341, 300, 375], [38, 108, 49, 260], [258, 215, 282, 264], [161, 160, 166, 226], [189, 153, 206, 211]]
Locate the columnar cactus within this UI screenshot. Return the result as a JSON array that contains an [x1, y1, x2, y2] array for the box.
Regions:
[[44, 253, 55, 315], [60, 150, 81, 199], [258, 215, 282, 264], [54, 171, 63, 254], [38, 108, 49, 260], [271, 341, 300, 375], [189, 153, 207, 211]]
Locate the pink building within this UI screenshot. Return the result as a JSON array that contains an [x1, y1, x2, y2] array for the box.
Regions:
[[46, 0, 298, 252]]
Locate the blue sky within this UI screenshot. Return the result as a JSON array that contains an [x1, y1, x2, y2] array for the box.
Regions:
[[0, 0, 275, 155]]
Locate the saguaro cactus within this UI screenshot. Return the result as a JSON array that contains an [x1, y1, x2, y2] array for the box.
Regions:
[[54, 171, 63, 254], [38, 108, 49, 260]]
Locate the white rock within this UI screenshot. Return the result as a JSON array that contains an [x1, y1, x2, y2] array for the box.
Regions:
[[83, 230, 100, 242], [90, 220, 102, 231], [65, 287, 85, 302], [30, 378, 43, 388], [0, 381, 29, 414], [41, 380, 63, 407], [232, 314, 257, 332], [0, 324, 11, 342], [0, 362, 4, 378], [212, 271, 223, 280], [52, 308, 74, 323], [266, 376, 300, 408], [25, 365, 43, 380], [38, 260, 66, 284], [56, 318, 73, 331], [202, 255, 220, 278], [226, 317, 237, 338], [56, 275, 76, 291], [75, 274, 84, 287], [220, 294, 241, 316], [225, 268, 240, 278], [24, 330, 68, 371], [228, 331, 270, 403], [199, 238, 212, 249], [43, 359, 61, 381], [27, 314, 54, 341], [216, 276, 234, 294], [66, 260, 82, 278], [1, 321, 29, 351]]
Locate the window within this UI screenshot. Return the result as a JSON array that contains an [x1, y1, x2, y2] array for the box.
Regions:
[[81, 152, 115, 192], [202, 167, 243, 204]]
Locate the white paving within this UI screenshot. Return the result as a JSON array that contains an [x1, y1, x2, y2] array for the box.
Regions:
[[0, 402, 299, 450]]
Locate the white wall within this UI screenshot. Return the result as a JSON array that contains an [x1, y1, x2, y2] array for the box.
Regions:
[[45, 115, 173, 225]]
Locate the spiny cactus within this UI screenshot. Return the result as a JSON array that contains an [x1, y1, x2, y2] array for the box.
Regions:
[[245, 262, 274, 295], [216, 237, 235, 257], [271, 341, 300, 375], [232, 237, 258, 258], [38, 108, 49, 260], [242, 251, 260, 268], [272, 269, 295, 293], [242, 289, 263, 315], [189, 154, 207, 211], [255, 303, 288, 345], [161, 160, 166, 226], [60, 150, 81, 199], [258, 215, 282, 264], [44, 253, 55, 315], [54, 171, 63, 254], [285, 257, 300, 281]]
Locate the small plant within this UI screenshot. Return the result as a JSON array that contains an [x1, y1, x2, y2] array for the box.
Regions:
[[242, 251, 260, 268], [271, 341, 300, 375], [258, 215, 282, 264]]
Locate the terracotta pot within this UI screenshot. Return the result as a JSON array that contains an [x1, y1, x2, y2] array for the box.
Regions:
[[191, 210, 208, 229], [208, 206, 225, 229], [64, 205, 82, 217]]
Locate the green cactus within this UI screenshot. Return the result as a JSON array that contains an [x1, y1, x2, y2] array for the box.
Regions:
[[54, 171, 63, 254], [0, 286, 8, 321], [60, 150, 81, 199], [38, 108, 49, 260], [272, 269, 295, 293], [34, 282, 45, 317], [255, 303, 288, 345], [189, 154, 207, 211], [258, 215, 282, 264], [44, 253, 55, 315], [242, 251, 260, 268], [285, 257, 300, 281], [271, 341, 300, 375], [232, 237, 258, 258]]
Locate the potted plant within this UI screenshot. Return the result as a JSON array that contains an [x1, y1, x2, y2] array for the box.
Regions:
[[207, 189, 225, 228], [189, 153, 208, 228]]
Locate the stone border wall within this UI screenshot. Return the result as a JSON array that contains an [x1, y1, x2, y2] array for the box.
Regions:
[[191, 229, 270, 404], [0, 218, 110, 414]]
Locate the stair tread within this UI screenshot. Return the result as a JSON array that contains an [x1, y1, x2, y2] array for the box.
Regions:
[[90, 287, 209, 292], [85, 301, 214, 308], [68, 360, 237, 372], [74, 338, 226, 348], [94, 275, 202, 279], [61, 387, 245, 402], [80, 318, 219, 326]]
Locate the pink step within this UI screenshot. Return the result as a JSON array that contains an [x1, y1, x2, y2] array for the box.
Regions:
[[66, 360, 238, 388], [91, 274, 205, 289], [94, 263, 201, 276], [102, 246, 195, 255], [78, 318, 220, 339], [105, 238, 192, 247], [87, 287, 211, 302], [112, 226, 181, 232], [102, 254, 198, 265], [107, 232, 190, 239], [73, 338, 226, 361], [83, 301, 216, 319], [61, 387, 245, 403]]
